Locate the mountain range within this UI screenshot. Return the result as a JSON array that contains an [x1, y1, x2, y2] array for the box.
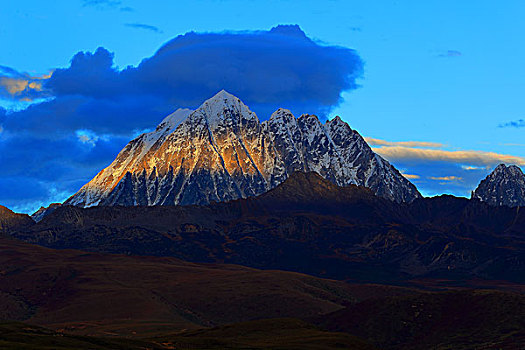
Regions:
[[10, 172, 525, 286], [2, 171, 524, 348], [64, 90, 421, 208]]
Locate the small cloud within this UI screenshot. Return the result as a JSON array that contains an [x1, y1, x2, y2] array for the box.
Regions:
[[499, 119, 525, 128], [438, 50, 462, 58], [76, 129, 100, 147], [0, 66, 53, 102], [82, 0, 121, 7], [501, 143, 525, 147], [125, 23, 162, 33], [401, 173, 420, 179], [365, 137, 444, 149], [461, 165, 486, 171], [429, 176, 463, 181]]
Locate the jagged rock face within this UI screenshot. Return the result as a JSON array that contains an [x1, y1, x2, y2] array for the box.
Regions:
[[472, 164, 525, 207], [65, 90, 421, 207]]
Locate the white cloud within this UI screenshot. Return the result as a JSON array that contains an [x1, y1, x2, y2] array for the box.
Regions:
[[75, 129, 99, 147], [372, 146, 525, 166]]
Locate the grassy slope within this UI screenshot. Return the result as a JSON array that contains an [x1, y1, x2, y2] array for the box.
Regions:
[[0, 236, 363, 336], [0, 319, 376, 350], [314, 289, 525, 349]]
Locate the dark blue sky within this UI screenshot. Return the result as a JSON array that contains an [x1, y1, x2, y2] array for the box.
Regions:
[[1, 0, 524, 213]]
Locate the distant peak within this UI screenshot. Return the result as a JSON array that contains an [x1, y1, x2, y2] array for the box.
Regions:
[[492, 163, 523, 175], [472, 163, 525, 207]]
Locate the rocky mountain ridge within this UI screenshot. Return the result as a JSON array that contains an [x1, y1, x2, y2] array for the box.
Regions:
[[13, 172, 525, 285], [65, 90, 421, 207]]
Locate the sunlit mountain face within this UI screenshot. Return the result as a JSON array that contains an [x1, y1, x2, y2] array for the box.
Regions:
[[65, 90, 420, 208]]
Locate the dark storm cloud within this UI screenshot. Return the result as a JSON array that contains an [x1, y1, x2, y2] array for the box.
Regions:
[[0, 131, 129, 212], [0, 25, 364, 213], [45, 24, 363, 119]]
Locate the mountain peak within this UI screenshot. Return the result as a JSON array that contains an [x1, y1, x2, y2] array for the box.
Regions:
[[65, 92, 421, 207], [203, 89, 246, 109], [327, 115, 344, 125], [493, 163, 523, 175], [191, 89, 258, 129], [210, 89, 239, 102], [268, 108, 295, 124], [472, 164, 525, 207]]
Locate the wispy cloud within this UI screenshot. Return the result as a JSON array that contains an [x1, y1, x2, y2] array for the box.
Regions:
[[125, 23, 162, 33], [438, 50, 462, 58], [372, 146, 525, 166], [82, 0, 121, 7], [501, 143, 525, 147], [369, 136, 525, 167], [429, 176, 463, 181], [365, 137, 444, 149], [499, 119, 525, 128], [461, 165, 486, 171], [367, 137, 525, 197]]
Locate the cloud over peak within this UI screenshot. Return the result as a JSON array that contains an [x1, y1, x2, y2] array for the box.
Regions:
[[0, 25, 364, 213]]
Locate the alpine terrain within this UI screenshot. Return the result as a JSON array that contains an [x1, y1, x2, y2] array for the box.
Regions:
[[472, 164, 525, 207], [65, 90, 420, 207]]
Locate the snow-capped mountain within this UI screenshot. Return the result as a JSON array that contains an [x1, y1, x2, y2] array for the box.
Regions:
[[65, 90, 421, 207], [471, 164, 525, 207]]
